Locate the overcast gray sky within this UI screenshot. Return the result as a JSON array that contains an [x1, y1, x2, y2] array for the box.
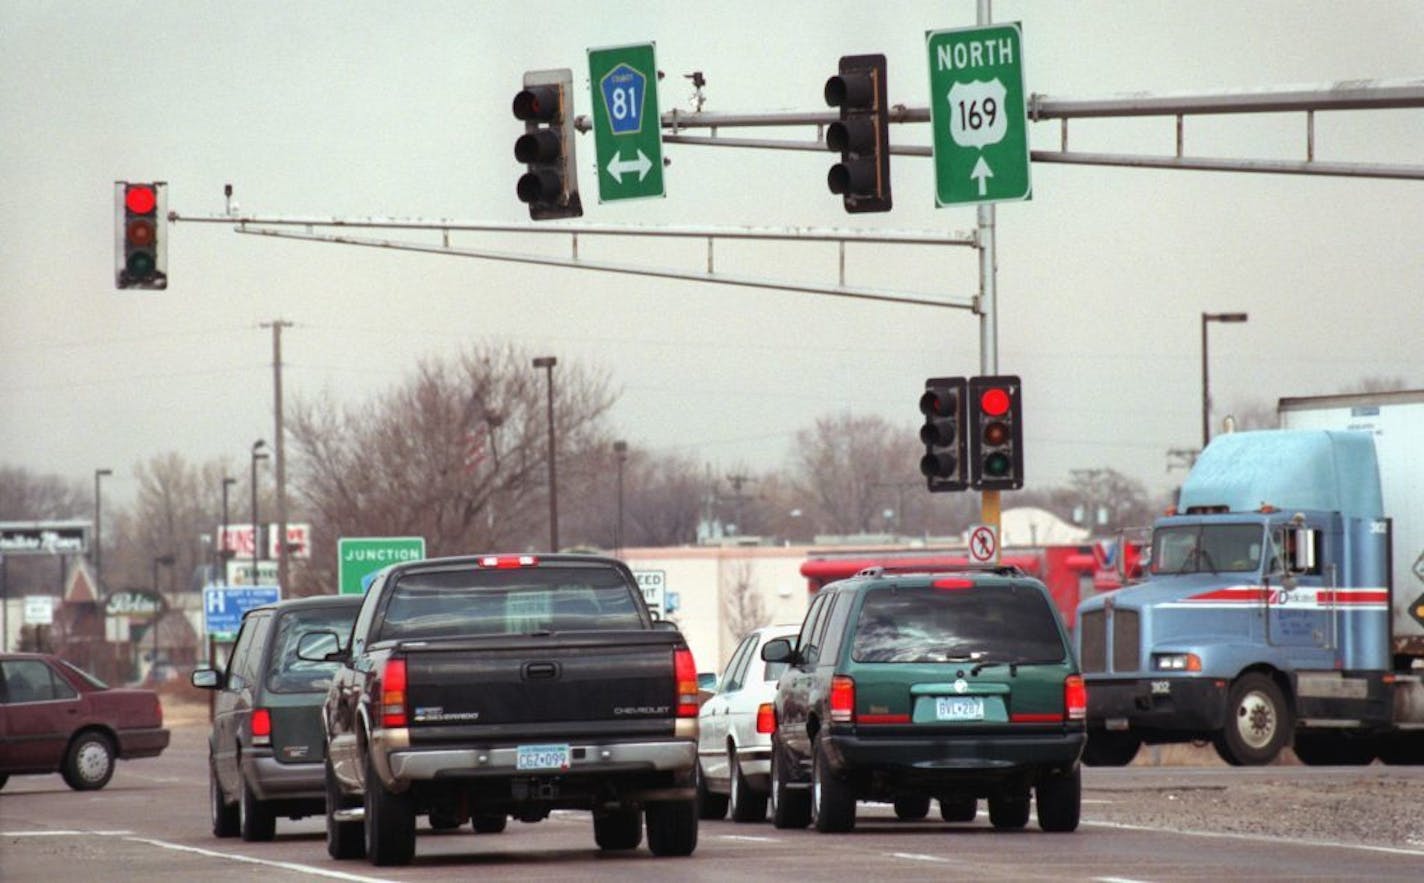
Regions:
[[3, 0, 1422, 509]]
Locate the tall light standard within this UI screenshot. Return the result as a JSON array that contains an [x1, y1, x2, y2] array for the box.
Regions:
[[613, 441, 628, 554], [150, 553, 174, 675], [1201, 312, 1249, 449], [220, 476, 237, 583], [251, 440, 268, 583], [93, 468, 112, 593], [532, 357, 558, 551]]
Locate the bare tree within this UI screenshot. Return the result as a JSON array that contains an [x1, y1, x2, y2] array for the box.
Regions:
[[721, 560, 767, 646], [789, 412, 923, 535], [288, 342, 615, 591]]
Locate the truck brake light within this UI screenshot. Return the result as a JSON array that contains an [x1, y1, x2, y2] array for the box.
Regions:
[[674, 648, 699, 717], [756, 702, 776, 734], [479, 555, 538, 569], [251, 708, 272, 746], [1064, 674, 1087, 721], [829, 675, 855, 723], [380, 658, 408, 728]]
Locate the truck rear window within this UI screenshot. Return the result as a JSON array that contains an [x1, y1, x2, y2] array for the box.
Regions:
[[378, 565, 645, 640], [851, 584, 1066, 665]]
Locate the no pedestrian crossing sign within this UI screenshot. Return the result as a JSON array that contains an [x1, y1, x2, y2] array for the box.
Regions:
[[588, 42, 665, 203], [338, 536, 426, 595], [927, 23, 1031, 206]]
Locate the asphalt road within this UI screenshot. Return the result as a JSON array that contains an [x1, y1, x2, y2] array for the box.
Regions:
[[2, 719, 1422, 882]]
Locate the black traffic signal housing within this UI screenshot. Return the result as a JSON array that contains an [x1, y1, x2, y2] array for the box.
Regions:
[[115, 181, 167, 289], [919, 376, 967, 492], [513, 68, 583, 221], [969, 375, 1023, 491], [824, 53, 891, 213]]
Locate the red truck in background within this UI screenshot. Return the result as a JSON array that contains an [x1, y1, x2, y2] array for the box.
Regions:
[[800, 542, 1143, 628]]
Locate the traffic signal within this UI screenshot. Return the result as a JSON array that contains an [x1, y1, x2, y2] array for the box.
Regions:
[[919, 376, 967, 492], [115, 181, 167, 289], [513, 68, 582, 221], [824, 53, 891, 213], [968, 375, 1023, 491]]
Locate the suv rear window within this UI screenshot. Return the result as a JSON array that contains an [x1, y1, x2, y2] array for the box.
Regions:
[[266, 606, 357, 693], [851, 583, 1066, 665], [379, 565, 645, 640]]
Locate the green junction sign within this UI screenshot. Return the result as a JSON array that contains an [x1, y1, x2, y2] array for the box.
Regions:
[[588, 42, 665, 203], [926, 23, 1031, 206], [338, 536, 425, 595]]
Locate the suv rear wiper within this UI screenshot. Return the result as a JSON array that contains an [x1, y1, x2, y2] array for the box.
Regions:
[[970, 659, 1018, 677]]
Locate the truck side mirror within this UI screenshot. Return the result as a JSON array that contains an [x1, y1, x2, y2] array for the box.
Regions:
[[1287, 526, 1316, 574]]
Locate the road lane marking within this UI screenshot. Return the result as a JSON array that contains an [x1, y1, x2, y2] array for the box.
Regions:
[[3, 830, 134, 836], [1084, 819, 1424, 858], [891, 852, 951, 863], [123, 836, 400, 882], [717, 834, 781, 842]]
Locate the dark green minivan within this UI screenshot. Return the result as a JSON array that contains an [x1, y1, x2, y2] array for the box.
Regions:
[[761, 566, 1086, 833]]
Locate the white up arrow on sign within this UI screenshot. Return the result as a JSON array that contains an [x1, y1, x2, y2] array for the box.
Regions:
[[971, 156, 994, 196], [607, 149, 653, 183]]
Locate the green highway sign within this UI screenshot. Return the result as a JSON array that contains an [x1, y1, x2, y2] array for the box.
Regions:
[[588, 42, 665, 202], [338, 536, 425, 595], [927, 23, 1031, 206]]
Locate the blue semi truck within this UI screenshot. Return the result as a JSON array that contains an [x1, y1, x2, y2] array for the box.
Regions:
[[1076, 390, 1424, 766]]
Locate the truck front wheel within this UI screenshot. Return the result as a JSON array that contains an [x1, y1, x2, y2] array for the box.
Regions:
[[1214, 673, 1292, 766]]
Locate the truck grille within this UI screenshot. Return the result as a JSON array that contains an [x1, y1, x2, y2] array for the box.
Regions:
[[1079, 609, 1106, 673], [1112, 608, 1141, 673]]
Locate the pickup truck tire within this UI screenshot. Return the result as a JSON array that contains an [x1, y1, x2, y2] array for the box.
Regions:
[[728, 753, 767, 822], [893, 795, 931, 820], [472, 813, 508, 833], [988, 789, 1030, 829], [696, 760, 728, 819], [364, 757, 416, 866], [210, 761, 240, 838], [1214, 673, 1292, 766], [811, 738, 855, 833], [240, 778, 276, 842], [593, 808, 642, 850], [1082, 731, 1141, 767], [325, 761, 364, 860], [1035, 768, 1081, 832], [645, 799, 698, 856], [939, 795, 978, 822], [770, 740, 811, 829]]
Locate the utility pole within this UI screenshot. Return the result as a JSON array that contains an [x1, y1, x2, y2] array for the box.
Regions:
[[261, 319, 293, 592]]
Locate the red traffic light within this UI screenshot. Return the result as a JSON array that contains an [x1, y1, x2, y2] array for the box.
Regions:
[[979, 386, 1010, 416], [124, 184, 156, 215]]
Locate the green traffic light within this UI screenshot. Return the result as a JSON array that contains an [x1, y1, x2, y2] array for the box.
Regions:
[[984, 452, 1011, 477]]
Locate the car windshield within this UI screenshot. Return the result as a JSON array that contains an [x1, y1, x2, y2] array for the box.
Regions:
[[378, 565, 645, 641], [266, 606, 358, 693], [851, 583, 1066, 665], [1151, 523, 1266, 575]]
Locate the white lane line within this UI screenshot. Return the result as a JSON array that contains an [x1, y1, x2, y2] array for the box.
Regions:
[[3, 830, 134, 837], [890, 852, 952, 863], [1096, 878, 1155, 883], [717, 834, 781, 843], [1084, 819, 1424, 858], [123, 836, 400, 883]]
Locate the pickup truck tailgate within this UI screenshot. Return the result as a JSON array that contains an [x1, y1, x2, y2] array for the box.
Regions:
[[402, 632, 682, 738]]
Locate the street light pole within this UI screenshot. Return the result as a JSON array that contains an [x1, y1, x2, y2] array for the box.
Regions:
[[1201, 312, 1250, 449], [94, 468, 112, 593], [220, 476, 236, 582], [150, 553, 174, 677], [613, 441, 628, 554], [532, 357, 558, 551], [251, 440, 268, 583]]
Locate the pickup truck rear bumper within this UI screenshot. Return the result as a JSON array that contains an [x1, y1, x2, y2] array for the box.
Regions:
[[385, 738, 696, 783]]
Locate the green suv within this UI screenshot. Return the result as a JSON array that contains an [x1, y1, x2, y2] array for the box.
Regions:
[[761, 566, 1086, 833]]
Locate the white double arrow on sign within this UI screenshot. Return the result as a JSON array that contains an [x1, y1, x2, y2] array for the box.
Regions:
[[607, 149, 653, 183]]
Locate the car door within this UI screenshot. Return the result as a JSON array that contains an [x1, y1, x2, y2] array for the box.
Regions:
[[700, 634, 755, 786], [776, 592, 832, 765], [214, 611, 270, 795], [0, 658, 82, 772]]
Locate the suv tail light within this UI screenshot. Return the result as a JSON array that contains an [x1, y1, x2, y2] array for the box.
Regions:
[[756, 702, 776, 734], [829, 675, 855, 723], [674, 648, 699, 718], [380, 658, 409, 728], [1064, 674, 1087, 721], [251, 708, 272, 746]]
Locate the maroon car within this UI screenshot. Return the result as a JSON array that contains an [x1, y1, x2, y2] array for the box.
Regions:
[[0, 652, 170, 790]]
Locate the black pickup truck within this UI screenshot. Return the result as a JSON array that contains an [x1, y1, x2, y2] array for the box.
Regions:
[[318, 553, 701, 866]]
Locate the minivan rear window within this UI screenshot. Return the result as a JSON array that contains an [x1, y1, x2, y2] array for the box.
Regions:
[[379, 565, 645, 640], [851, 583, 1065, 665], [267, 605, 360, 693]]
